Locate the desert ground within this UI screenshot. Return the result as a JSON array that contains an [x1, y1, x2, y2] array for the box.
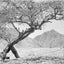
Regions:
[[0, 0, 64, 64], [0, 48, 64, 64]]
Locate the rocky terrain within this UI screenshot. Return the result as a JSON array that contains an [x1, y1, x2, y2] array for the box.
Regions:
[[34, 29, 64, 48]]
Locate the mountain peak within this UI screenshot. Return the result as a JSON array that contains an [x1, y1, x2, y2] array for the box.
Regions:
[[34, 29, 64, 48], [35, 29, 61, 40], [46, 29, 61, 35]]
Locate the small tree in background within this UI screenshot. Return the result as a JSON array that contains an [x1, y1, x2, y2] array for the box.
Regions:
[[0, 0, 64, 61]]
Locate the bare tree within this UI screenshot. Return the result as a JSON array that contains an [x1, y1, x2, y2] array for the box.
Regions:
[[0, 0, 64, 61]]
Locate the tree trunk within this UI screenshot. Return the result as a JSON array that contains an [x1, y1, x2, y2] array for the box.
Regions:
[[10, 46, 20, 58], [1, 28, 34, 60], [1, 45, 20, 60]]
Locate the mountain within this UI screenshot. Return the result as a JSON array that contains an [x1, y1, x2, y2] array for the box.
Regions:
[[34, 29, 64, 48], [0, 37, 40, 51], [15, 37, 40, 48]]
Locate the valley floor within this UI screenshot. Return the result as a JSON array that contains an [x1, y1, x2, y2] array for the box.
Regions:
[[0, 56, 64, 64], [0, 48, 64, 64]]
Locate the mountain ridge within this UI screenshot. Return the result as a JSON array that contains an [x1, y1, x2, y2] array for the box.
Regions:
[[34, 29, 64, 48], [15, 37, 40, 48]]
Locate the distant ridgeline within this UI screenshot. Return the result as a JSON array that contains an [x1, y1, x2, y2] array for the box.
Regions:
[[34, 29, 64, 48], [0, 29, 64, 50]]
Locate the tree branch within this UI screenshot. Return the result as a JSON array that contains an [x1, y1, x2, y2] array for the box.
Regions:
[[10, 21, 21, 36], [15, 21, 32, 28], [11, 28, 34, 46], [1, 28, 35, 59]]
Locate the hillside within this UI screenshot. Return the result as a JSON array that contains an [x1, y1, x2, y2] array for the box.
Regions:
[[15, 37, 40, 48], [1, 48, 64, 64], [34, 29, 64, 48], [0, 37, 40, 59], [0, 37, 40, 51]]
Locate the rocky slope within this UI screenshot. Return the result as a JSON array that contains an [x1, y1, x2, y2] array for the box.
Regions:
[[34, 29, 64, 48]]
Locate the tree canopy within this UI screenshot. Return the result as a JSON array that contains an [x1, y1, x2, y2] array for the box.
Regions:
[[0, 0, 64, 61]]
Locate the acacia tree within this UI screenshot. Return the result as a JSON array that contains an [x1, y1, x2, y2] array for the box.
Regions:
[[0, 0, 21, 60], [0, 0, 64, 61]]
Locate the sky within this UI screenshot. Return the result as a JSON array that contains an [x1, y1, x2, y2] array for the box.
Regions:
[[6, 19, 64, 39], [28, 19, 64, 38]]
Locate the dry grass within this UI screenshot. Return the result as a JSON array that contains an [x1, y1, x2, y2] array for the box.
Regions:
[[0, 56, 64, 64]]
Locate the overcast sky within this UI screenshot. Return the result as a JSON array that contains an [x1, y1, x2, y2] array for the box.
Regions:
[[6, 19, 64, 39], [28, 19, 64, 38]]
